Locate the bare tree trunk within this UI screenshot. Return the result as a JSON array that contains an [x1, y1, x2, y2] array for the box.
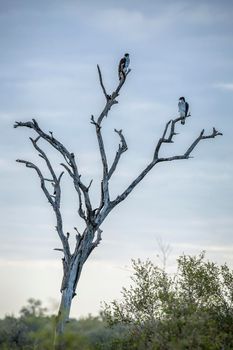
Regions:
[[54, 256, 83, 348], [53, 226, 95, 348], [54, 287, 73, 349]]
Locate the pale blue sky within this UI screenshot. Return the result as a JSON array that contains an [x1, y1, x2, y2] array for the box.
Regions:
[[0, 0, 232, 317]]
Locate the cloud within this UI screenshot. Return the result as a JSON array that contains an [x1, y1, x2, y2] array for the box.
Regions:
[[183, 2, 233, 25], [0, 259, 60, 268], [88, 7, 179, 42], [213, 83, 233, 91], [0, 158, 18, 172], [78, 1, 233, 46]]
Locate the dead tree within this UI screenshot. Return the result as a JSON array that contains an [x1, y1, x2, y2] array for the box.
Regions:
[[14, 63, 222, 345]]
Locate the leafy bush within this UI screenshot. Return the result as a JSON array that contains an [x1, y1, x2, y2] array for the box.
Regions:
[[103, 252, 233, 349]]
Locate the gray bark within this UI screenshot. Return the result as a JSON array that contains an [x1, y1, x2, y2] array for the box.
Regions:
[[14, 63, 222, 347]]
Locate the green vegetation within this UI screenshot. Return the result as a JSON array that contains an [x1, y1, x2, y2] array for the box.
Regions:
[[0, 298, 124, 350], [103, 252, 233, 349], [1, 252, 233, 349]]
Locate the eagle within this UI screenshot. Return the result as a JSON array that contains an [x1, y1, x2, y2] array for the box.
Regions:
[[118, 53, 130, 80], [178, 97, 189, 125]]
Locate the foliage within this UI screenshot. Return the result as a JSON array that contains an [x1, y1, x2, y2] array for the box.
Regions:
[[0, 299, 122, 350], [1, 253, 233, 349], [103, 252, 233, 349]]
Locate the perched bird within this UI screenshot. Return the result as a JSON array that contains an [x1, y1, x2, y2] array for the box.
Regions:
[[178, 97, 189, 125], [178, 97, 189, 124], [118, 53, 130, 80]]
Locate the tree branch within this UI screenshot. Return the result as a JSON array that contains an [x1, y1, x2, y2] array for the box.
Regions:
[[14, 119, 93, 224], [92, 228, 102, 248], [96, 66, 130, 125], [154, 114, 188, 160], [29, 137, 60, 203], [111, 126, 222, 209], [69, 153, 93, 222], [29, 137, 74, 260], [86, 229, 103, 259], [97, 64, 110, 101], [91, 115, 109, 179], [16, 158, 71, 261], [16, 159, 54, 206], [158, 127, 223, 162], [92, 67, 131, 216], [108, 129, 128, 180], [14, 119, 71, 160]]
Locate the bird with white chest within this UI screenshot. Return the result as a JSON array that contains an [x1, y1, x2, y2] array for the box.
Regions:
[[118, 53, 130, 80], [178, 97, 189, 125]]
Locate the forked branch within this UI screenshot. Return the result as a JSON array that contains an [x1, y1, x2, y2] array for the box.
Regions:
[[108, 129, 128, 180], [16, 157, 71, 261], [97, 65, 109, 101], [93, 65, 131, 211], [111, 125, 222, 209], [14, 119, 93, 224], [154, 114, 191, 159]]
